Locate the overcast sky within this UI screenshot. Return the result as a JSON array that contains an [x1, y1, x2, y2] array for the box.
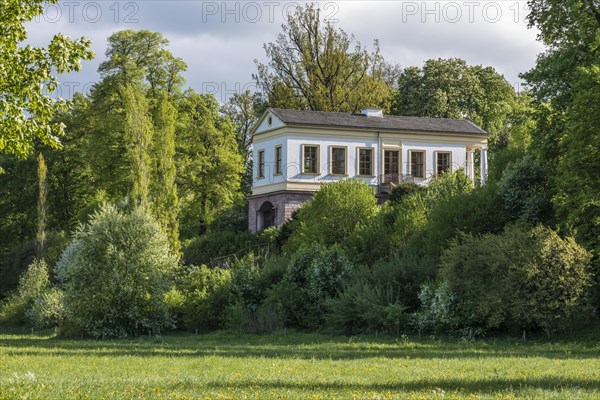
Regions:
[[26, 1, 546, 103]]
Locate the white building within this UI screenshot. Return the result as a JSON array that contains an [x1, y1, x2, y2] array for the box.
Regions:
[[249, 108, 489, 232]]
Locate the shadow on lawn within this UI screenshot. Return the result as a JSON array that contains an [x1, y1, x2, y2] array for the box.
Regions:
[[194, 377, 600, 394], [2, 333, 599, 361]]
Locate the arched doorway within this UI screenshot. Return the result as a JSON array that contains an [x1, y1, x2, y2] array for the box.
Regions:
[[257, 201, 276, 231]]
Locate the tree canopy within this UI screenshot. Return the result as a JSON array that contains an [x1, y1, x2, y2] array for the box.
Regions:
[[392, 58, 516, 141], [0, 0, 93, 161], [254, 4, 395, 113]]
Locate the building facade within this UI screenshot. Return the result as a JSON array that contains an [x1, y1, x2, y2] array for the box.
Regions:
[[249, 108, 489, 232]]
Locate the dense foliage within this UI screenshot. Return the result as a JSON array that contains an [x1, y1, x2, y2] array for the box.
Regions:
[[0, 0, 93, 162], [1, 3, 599, 339], [56, 205, 178, 338]]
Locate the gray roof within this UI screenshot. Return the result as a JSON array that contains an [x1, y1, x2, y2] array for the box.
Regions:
[[268, 108, 488, 136]]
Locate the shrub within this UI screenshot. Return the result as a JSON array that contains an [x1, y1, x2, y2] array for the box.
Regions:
[[26, 288, 65, 329], [498, 156, 552, 224], [0, 232, 69, 299], [229, 254, 264, 310], [285, 179, 378, 252], [0, 259, 50, 327], [420, 182, 509, 260], [178, 265, 232, 331], [426, 225, 592, 336], [437, 231, 520, 333], [388, 182, 426, 204], [425, 169, 473, 206], [342, 204, 398, 266], [267, 246, 353, 329], [510, 226, 593, 336], [182, 228, 276, 266], [328, 246, 432, 334], [210, 201, 248, 233], [56, 204, 178, 338]]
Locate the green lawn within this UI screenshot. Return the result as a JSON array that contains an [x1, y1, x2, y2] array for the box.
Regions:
[[1, 331, 599, 399]]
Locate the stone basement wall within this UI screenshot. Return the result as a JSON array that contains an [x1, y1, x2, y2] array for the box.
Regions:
[[248, 191, 314, 232]]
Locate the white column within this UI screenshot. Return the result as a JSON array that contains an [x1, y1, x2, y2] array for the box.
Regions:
[[480, 146, 488, 184], [466, 149, 475, 182]]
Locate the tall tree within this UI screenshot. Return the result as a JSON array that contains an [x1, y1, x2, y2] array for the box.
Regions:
[[521, 0, 600, 172], [0, 0, 93, 163], [254, 4, 394, 113], [121, 83, 153, 210], [176, 90, 244, 237], [523, 0, 600, 305], [221, 90, 263, 196], [83, 30, 188, 201], [151, 93, 180, 252], [35, 153, 47, 259], [98, 30, 186, 95], [392, 58, 516, 142]]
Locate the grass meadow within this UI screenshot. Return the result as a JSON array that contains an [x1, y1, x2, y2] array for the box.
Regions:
[[1, 330, 599, 399]]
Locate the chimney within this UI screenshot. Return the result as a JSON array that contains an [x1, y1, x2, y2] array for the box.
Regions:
[[361, 108, 383, 117]]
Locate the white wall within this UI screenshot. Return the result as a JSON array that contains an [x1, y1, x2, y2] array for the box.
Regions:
[[402, 142, 467, 183], [253, 136, 287, 188], [252, 133, 471, 189], [255, 112, 285, 133]]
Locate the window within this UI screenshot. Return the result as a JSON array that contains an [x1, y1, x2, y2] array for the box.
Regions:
[[302, 145, 319, 174], [330, 147, 347, 175], [436, 152, 451, 175], [383, 150, 400, 183], [274, 145, 282, 175], [257, 149, 265, 178], [358, 148, 374, 176], [410, 151, 425, 178]]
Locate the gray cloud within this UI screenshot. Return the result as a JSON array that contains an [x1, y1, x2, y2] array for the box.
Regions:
[[26, 1, 545, 102]]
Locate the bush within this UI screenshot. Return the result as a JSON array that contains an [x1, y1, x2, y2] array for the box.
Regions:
[[285, 179, 378, 252], [0, 259, 50, 327], [26, 288, 65, 329], [56, 204, 178, 338], [388, 182, 426, 204], [182, 228, 277, 266], [210, 201, 248, 233], [328, 246, 432, 334], [498, 156, 552, 224], [0, 232, 69, 299], [178, 265, 232, 331], [423, 225, 593, 336], [420, 182, 509, 260], [425, 169, 473, 206], [342, 204, 398, 266], [267, 246, 353, 329], [510, 226, 593, 336]]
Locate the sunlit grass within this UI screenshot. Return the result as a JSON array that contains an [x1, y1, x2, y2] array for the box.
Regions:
[[1, 331, 599, 399]]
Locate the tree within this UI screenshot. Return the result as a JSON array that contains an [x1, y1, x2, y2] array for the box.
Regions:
[[81, 30, 188, 201], [523, 1, 600, 305], [553, 64, 600, 292], [121, 83, 153, 209], [521, 0, 599, 175], [98, 30, 186, 95], [56, 204, 178, 338], [254, 4, 394, 113], [392, 58, 516, 142], [498, 156, 552, 224], [176, 90, 245, 237], [151, 92, 180, 252], [0, 0, 93, 162], [35, 153, 47, 259], [221, 90, 263, 195]]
